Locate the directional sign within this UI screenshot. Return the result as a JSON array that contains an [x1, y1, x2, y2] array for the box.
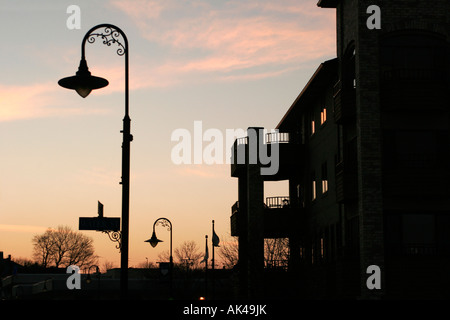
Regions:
[[79, 217, 120, 232]]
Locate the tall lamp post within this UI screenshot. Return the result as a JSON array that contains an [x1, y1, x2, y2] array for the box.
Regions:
[[58, 24, 132, 299], [145, 217, 173, 297]]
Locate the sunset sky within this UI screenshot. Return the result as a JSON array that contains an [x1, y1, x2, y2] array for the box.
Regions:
[[0, 0, 335, 269]]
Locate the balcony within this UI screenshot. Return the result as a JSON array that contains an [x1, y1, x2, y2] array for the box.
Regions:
[[230, 196, 300, 238], [230, 131, 302, 181], [333, 80, 356, 124]]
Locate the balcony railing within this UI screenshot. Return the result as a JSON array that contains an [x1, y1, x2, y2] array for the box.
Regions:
[[264, 259, 288, 270], [265, 196, 290, 208], [231, 197, 291, 216], [265, 132, 290, 144], [403, 244, 438, 256], [235, 132, 291, 145]]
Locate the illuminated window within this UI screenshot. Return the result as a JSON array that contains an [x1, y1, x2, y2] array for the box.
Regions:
[[321, 163, 328, 193], [321, 107, 327, 125], [310, 112, 315, 135], [312, 173, 316, 201]]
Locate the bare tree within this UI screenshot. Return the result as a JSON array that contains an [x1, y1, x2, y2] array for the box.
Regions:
[[157, 250, 171, 263], [218, 235, 290, 269], [32, 230, 55, 267], [174, 240, 203, 270], [264, 238, 289, 268], [103, 260, 116, 272], [219, 234, 239, 269], [32, 225, 98, 269]]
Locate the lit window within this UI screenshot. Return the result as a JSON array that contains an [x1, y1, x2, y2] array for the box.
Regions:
[[321, 107, 327, 125], [310, 112, 315, 135], [312, 173, 316, 201], [322, 180, 328, 194], [321, 163, 328, 193]]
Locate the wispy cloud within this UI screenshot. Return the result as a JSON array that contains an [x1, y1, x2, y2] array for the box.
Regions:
[[0, 82, 111, 122], [112, 0, 335, 84]]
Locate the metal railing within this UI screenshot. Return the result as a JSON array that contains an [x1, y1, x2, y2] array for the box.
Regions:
[[265, 196, 290, 208], [234, 132, 291, 146], [264, 259, 289, 270], [403, 244, 438, 256], [265, 132, 290, 144]]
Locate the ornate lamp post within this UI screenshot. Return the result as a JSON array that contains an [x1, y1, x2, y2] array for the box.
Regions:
[[58, 24, 132, 299], [145, 217, 173, 297]]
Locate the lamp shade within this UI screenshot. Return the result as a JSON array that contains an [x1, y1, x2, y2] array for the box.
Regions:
[[58, 59, 108, 98], [145, 231, 163, 248]]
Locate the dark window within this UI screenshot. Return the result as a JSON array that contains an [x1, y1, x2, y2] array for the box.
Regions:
[[402, 214, 436, 255], [383, 130, 449, 171]]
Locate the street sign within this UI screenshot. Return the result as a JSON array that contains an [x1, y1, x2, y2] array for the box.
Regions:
[[79, 217, 120, 232]]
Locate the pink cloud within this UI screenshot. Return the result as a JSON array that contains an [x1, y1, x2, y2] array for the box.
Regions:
[[0, 82, 110, 122], [112, 0, 336, 84]]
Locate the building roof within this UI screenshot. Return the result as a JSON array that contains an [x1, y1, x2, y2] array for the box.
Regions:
[[276, 58, 337, 131]]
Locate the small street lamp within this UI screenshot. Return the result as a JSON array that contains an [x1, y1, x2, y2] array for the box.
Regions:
[[145, 217, 173, 298], [86, 265, 100, 284], [86, 265, 101, 299]]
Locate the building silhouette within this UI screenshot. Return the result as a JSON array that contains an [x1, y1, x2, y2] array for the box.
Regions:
[[230, 0, 450, 299]]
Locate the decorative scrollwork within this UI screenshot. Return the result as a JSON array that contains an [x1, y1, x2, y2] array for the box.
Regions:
[[102, 230, 122, 252], [87, 26, 126, 56], [156, 218, 172, 231]]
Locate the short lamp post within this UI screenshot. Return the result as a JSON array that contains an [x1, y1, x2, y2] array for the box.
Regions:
[[145, 217, 173, 298], [86, 265, 101, 300], [58, 24, 132, 299]]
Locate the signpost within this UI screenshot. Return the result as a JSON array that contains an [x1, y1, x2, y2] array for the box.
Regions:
[[79, 217, 120, 232], [78, 201, 122, 251]]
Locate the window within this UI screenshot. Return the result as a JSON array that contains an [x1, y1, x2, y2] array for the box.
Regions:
[[383, 130, 443, 171], [402, 214, 436, 255], [312, 173, 316, 201], [320, 107, 327, 125], [320, 238, 324, 258], [321, 163, 328, 194], [310, 112, 315, 136]]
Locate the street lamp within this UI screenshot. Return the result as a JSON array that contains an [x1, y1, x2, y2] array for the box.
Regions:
[[86, 265, 101, 300], [86, 265, 100, 284], [145, 217, 173, 297], [58, 24, 132, 299]]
